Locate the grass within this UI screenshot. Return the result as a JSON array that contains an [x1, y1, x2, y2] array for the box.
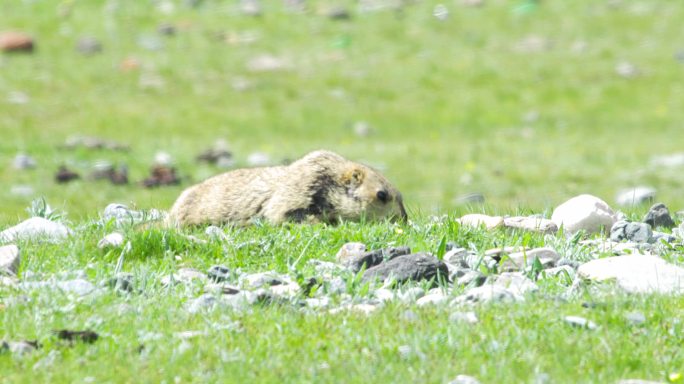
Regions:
[[3, 0, 684, 382]]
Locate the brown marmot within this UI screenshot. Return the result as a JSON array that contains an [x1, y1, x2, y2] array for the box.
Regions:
[[167, 150, 407, 226]]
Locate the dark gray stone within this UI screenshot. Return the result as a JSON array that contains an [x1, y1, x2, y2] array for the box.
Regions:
[[106, 273, 134, 293], [557, 258, 580, 269], [452, 268, 486, 287], [643, 203, 675, 229], [362, 253, 448, 284], [610, 220, 653, 243], [344, 246, 411, 273], [207, 265, 230, 282]]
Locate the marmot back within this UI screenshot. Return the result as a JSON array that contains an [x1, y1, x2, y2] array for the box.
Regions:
[[167, 150, 407, 226]]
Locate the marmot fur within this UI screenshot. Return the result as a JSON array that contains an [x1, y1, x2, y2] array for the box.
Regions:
[[168, 150, 407, 226]]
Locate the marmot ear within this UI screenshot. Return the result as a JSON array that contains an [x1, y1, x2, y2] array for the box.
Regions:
[[342, 168, 365, 186]]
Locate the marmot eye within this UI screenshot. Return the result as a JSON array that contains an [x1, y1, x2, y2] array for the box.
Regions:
[[376, 190, 389, 203]]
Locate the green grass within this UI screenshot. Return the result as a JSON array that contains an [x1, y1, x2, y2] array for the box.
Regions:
[[3, 0, 684, 382]]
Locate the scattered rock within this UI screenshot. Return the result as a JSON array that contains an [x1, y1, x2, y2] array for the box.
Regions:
[[76, 37, 102, 55], [373, 288, 395, 303], [625, 311, 646, 325], [207, 265, 231, 283], [55, 165, 80, 183], [329, 303, 378, 315], [7, 91, 29, 105], [335, 242, 367, 263], [0, 244, 20, 276], [457, 214, 504, 230], [54, 329, 99, 343], [452, 285, 523, 305], [543, 265, 575, 280], [616, 186, 656, 207], [19, 279, 96, 296], [443, 247, 469, 266], [0, 31, 34, 53], [503, 216, 558, 234], [241, 271, 286, 288], [578, 255, 684, 294], [343, 247, 411, 273], [61, 136, 130, 151], [106, 273, 134, 293], [89, 162, 129, 185], [0, 217, 71, 243], [449, 311, 479, 324], [362, 253, 448, 285], [416, 292, 448, 306], [186, 293, 218, 313], [13, 153, 36, 170], [1, 340, 40, 355], [161, 268, 207, 286], [489, 272, 538, 296], [196, 142, 233, 166], [97, 232, 124, 249], [650, 153, 684, 168], [240, 0, 262, 16], [452, 268, 486, 287], [610, 220, 653, 243], [459, 0, 484, 7], [10, 185, 34, 197], [448, 374, 481, 384], [500, 247, 560, 271], [141, 165, 180, 188], [563, 316, 597, 330], [551, 194, 617, 235], [615, 61, 640, 78], [642, 203, 675, 229], [137, 35, 163, 51], [353, 121, 372, 137], [433, 4, 449, 21]]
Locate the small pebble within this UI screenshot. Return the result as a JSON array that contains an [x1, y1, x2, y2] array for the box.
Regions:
[[207, 265, 231, 283], [564, 316, 598, 330]]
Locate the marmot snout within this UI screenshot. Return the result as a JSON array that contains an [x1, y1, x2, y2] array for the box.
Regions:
[[168, 150, 407, 226]]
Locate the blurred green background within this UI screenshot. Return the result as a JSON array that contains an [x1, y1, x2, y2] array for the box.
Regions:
[[2, 0, 683, 224]]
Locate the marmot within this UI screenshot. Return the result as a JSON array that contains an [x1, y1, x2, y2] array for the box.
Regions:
[[167, 150, 407, 226]]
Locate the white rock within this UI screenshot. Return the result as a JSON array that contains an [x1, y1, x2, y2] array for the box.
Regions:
[[10, 185, 34, 197], [650, 153, 684, 168], [0, 244, 20, 275], [489, 273, 538, 296], [416, 292, 448, 306], [374, 288, 395, 303], [452, 285, 523, 305], [154, 151, 173, 166], [501, 247, 560, 271], [543, 265, 576, 279], [615, 186, 656, 207], [551, 194, 617, 235], [329, 303, 378, 315], [270, 282, 300, 297], [336, 242, 367, 263], [0, 217, 71, 243], [443, 248, 468, 265], [448, 311, 478, 324], [578, 255, 684, 294], [457, 214, 504, 230], [503, 216, 558, 234], [448, 374, 482, 384], [13, 153, 36, 169], [97, 232, 124, 249], [564, 315, 598, 330]]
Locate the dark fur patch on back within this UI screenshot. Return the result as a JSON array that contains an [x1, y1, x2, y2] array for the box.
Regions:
[[285, 173, 337, 222]]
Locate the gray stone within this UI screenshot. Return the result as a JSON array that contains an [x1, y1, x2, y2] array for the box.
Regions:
[[76, 37, 102, 55], [97, 232, 124, 249], [362, 253, 448, 284], [335, 242, 367, 263], [106, 273, 134, 293], [207, 265, 231, 283], [241, 271, 286, 288], [500, 247, 560, 271], [652, 231, 677, 244], [0, 217, 71, 243], [13, 153, 36, 169], [1, 340, 39, 356], [343, 246, 411, 273], [186, 293, 217, 313], [616, 186, 656, 207], [503, 216, 558, 234], [397, 287, 425, 302], [246, 151, 271, 165], [563, 316, 598, 330], [416, 292, 448, 306], [449, 311, 478, 324], [489, 272, 538, 296], [20, 279, 96, 296], [452, 268, 486, 287], [543, 265, 576, 280], [205, 226, 228, 240], [625, 311, 646, 325], [443, 247, 469, 266], [10, 185, 34, 197], [610, 220, 653, 243], [373, 288, 395, 303], [457, 214, 504, 230], [452, 285, 523, 305], [578, 255, 684, 294], [0, 244, 20, 276], [448, 374, 481, 384], [551, 194, 617, 235], [643, 203, 675, 229]]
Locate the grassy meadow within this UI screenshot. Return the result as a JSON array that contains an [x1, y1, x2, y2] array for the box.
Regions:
[[2, 0, 684, 382]]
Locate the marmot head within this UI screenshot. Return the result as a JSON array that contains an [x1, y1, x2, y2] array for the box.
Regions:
[[337, 164, 408, 223]]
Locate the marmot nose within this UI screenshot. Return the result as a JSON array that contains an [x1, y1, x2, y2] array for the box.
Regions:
[[376, 190, 389, 203]]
